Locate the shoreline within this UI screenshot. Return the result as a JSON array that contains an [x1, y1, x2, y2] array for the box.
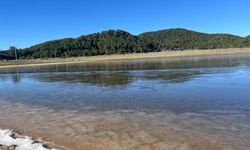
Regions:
[[0, 129, 56, 150], [1, 48, 250, 69]]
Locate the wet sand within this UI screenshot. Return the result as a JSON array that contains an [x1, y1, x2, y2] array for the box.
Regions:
[[1, 48, 250, 69], [0, 101, 249, 150]]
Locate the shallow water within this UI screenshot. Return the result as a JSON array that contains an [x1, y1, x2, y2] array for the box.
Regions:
[[0, 55, 250, 150]]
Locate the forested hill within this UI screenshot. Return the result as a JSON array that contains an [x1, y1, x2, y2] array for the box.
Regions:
[[1, 28, 250, 59], [139, 29, 248, 49]]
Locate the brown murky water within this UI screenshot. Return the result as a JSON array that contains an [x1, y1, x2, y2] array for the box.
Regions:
[[0, 55, 250, 150]]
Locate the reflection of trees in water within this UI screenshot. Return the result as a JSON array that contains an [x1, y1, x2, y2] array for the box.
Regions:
[[11, 68, 21, 83], [1, 55, 249, 74], [1, 55, 244, 85], [2, 66, 234, 86], [34, 72, 132, 86], [140, 68, 233, 83], [66, 57, 244, 72], [0, 68, 22, 83], [34, 70, 203, 86], [140, 70, 202, 83]]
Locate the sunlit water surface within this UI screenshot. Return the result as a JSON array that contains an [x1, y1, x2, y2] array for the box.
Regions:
[[0, 55, 250, 150]]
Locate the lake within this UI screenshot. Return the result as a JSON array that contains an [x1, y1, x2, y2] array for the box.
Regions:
[[0, 54, 250, 150]]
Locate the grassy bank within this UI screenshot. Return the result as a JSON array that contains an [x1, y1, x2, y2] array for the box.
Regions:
[[1, 48, 250, 68]]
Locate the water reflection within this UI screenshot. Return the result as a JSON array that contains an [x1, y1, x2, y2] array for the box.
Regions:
[[0, 68, 234, 87], [34, 72, 133, 86], [32, 70, 200, 85], [1, 55, 249, 86], [139, 70, 202, 83], [0, 68, 21, 84], [11, 68, 21, 83], [1, 54, 250, 74]]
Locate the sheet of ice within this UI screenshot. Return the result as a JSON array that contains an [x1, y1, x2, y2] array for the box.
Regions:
[[0, 129, 56, 150]]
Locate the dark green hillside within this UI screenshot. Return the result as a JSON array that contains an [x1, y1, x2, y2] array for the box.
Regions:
[[19, 30, 155, 58], [206, 34, 243, 49], [0, 50, 15, 60], [139, 28, 246, 50], [1, 28, 250, 59], [21, 38, 75, 58], [139, 28, 209, 50]]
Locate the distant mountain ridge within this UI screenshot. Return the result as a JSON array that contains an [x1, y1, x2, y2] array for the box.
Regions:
[[1, 28, 250, 59]]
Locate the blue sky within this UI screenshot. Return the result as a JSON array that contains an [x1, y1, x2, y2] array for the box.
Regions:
[[1, 0, 250, 50]]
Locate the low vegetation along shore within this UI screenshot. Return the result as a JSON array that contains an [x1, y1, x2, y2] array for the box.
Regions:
[[1, 48, 250, 68]]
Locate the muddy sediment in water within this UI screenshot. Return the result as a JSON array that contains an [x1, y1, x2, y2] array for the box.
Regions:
[[0, 102, 249, 150]]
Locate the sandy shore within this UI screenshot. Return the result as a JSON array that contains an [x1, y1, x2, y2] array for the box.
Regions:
[[1, 48, 250, 69]]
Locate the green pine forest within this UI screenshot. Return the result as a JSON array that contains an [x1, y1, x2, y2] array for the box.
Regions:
[[1, 28, 250, 60]]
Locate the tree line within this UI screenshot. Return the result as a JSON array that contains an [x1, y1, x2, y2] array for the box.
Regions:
[[1, 28, 250, 60]]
